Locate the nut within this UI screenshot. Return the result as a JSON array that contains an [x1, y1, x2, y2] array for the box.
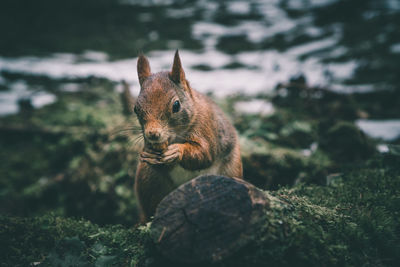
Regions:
[[149, 142, 168, 152]]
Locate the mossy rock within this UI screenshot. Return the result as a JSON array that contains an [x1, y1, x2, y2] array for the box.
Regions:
[[242, 151, 305, 189], [240, 137, 330, 189], [0, 214, 152, 267], [319, 121, 376, 163], [278, 121, 315, 148]]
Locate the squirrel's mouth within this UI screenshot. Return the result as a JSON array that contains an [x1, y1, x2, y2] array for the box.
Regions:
[[145, 138, 168, 145]]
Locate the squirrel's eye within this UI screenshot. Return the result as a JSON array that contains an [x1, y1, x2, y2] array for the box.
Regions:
[[172, 100, 180, 113]]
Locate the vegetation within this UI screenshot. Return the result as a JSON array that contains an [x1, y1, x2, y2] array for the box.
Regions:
[[0, 215, 152, 266], [1, 154, 399, 266], [0, 73, 398, 266]]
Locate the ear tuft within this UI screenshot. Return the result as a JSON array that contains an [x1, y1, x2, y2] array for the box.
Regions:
[[137, 54, 151, 86], [170, 50, 185, 84]]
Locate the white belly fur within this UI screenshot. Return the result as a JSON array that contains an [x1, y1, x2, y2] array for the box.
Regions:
[[169, 160, 222, 186]]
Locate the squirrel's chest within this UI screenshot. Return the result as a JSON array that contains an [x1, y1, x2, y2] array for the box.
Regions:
[[169, 161, 222, 186]]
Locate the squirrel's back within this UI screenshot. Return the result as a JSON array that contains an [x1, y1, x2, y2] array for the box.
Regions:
[[168, 90, 242, 185]]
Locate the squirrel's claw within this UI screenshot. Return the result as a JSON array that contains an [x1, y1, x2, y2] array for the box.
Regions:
[[160, 154, 179, 164], [160, 144, 181, 164], [140, 151, 162, 165]]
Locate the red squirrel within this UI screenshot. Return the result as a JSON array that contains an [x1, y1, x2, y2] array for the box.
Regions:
[[134, 51, 243, 222]]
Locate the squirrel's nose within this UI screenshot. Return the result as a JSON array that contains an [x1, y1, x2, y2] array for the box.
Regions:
[[146, 129, 161, 141]]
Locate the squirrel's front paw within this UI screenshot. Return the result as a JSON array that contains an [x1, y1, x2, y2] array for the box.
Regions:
[[140, 144, 182, 165], [160, 144, 182, 164], [140, 149, 162, 165]]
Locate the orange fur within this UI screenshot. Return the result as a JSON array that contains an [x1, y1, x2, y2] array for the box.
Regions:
[[134, 51, 243, 222]]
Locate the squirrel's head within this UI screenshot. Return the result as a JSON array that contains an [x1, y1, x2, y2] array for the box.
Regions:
[[134, 50, 195, 147]]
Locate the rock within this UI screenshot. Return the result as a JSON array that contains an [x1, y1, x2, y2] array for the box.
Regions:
[[151, 175, 269, 263], [319, 121, 376, 163]]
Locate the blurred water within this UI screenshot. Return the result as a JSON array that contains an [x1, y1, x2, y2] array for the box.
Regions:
[[234, 99, 275, 116], [0, 0, 399, 118], [357, 119, 400, 141], [0, 47, 359, 97], [0, 80, 56, 115]]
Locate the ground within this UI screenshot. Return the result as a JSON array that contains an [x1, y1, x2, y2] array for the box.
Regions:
[[0, 75, 399, 266]]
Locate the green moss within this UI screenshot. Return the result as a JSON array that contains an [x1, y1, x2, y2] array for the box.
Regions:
[[278, 120, 315, 148], [0, 214, 152, 266], [1, 156, 399, 266], [222, 155, 400, 267], [319, 120, 376, 163], [240, 136, 331, 189], [303, 157, 400, 260]]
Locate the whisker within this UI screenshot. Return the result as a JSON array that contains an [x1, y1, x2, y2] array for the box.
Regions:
[[130, 134, 144, 144], [110, 127, 143, 138], [128, 134, 145, 150], [128, 135, 144, 150]]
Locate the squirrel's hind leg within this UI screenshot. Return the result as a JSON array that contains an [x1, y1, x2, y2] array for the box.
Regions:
[[221, 143, 243, 179], [135, 162, 175, 222]]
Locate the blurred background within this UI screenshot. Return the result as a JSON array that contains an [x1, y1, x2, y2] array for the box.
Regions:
[[0, 0, 399, 226]]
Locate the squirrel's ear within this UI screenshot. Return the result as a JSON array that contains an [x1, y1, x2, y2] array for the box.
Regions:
[[137, 54, 151, 86], [170, 50, 186, 84]]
